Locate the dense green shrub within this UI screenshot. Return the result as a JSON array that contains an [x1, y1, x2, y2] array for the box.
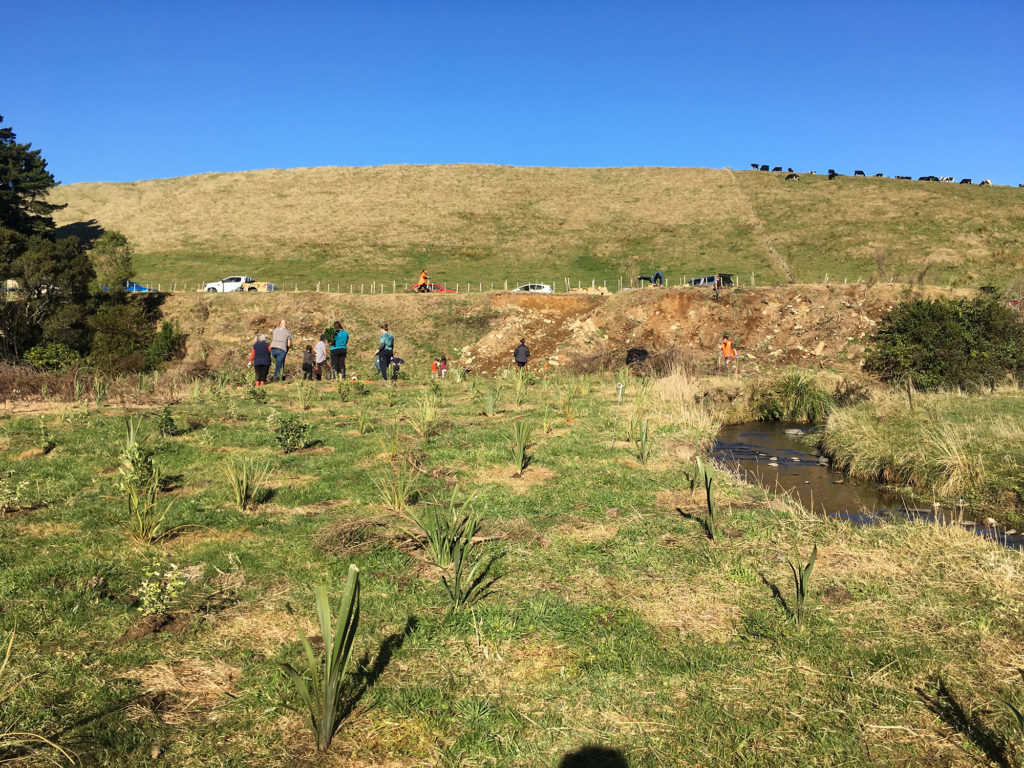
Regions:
[[751, 370, 833, 423], [23, 342, 79, 372], [146, 321, 185, 369], [89, 301, 153, 373], [267, 410, 312, 453], [864, 295, 1024, 391]]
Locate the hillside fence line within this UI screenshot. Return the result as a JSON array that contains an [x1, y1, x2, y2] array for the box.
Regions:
[[130, 273, 879, 295]]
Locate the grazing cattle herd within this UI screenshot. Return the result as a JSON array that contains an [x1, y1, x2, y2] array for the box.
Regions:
[[748, 164, 1017, 187]]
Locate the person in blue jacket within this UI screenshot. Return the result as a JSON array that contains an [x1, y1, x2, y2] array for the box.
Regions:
[[377, 323, 394, 380], [248, 334, 272, 386]]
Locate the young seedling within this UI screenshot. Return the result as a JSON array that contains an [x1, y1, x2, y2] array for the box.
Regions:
[[403, 486, 481, 568], [695, 455, 717, 541], [280, 564, 361, 751], [787, 544, 818, 630], [635, 419, 653, 466], [508, 421, 532, 476]]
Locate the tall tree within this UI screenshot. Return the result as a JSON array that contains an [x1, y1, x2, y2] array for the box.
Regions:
[[0, 114, 65, 236]]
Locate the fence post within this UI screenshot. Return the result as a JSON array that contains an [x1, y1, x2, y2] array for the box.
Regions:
[[350, 284, 353, 294], [295, 283, 298, 292], [456, 282, 459, 293], [504, 280, 508, 291], [393, 280, 396, 293], [361, 283, 364, 294]]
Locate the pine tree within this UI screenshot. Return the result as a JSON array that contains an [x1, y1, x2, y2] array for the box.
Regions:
[[0, 114, 65, 236]]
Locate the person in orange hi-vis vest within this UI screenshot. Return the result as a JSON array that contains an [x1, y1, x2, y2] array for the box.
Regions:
[[416, 269, 430, 293], [721, 334, 737, 366]]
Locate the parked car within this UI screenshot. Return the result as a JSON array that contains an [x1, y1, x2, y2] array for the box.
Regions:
[[510, 283, 554, 294], [203, 276, 277, 292], [688, 274, 735, 288], [407, 282, 456, 294]]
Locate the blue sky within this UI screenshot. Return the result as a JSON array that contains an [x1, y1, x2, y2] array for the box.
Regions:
[[4, 1, 1023, 185]]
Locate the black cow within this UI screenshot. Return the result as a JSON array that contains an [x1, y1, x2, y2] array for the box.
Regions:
[[760, 164, 769, 171], [828, 172, 839, 180], [750, 163, 759, 170], [960, 178, 972, 184], [896, 176, 911, 180], [980, 179, 992, 186], [787, 167, 794, 173], [854, 170, 865, 176], [828, 169, 837, 175], [874, 173, 883, 177], [918, 176, 939, 181], [785, 173, 800, 181], [771, 166, 782, 172]]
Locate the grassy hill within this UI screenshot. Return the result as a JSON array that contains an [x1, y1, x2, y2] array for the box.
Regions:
[[48, 165, 1024, 290]]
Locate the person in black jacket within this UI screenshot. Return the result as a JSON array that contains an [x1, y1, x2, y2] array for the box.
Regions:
[[513, 338, 530, 369], [248, 334, 272, 386]]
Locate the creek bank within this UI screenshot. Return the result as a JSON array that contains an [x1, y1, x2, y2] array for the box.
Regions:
[[715, 421, 1023, 549]]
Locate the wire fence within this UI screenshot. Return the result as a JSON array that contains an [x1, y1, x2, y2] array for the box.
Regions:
[[129, 273, 797, 294]]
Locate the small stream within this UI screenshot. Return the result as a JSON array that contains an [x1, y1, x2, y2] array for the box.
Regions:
[[713, 422, 1023, 549]]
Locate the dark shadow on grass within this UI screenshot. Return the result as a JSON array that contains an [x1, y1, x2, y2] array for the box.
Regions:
[[677, 507, 714, 541], [759, 572, 791, 617], [559, 744, 629, 767], [918, 676, 1012, 768], [337, 616, 419, 721]]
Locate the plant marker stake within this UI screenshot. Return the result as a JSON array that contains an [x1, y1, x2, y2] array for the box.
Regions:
[[617, 382, 623, 405]]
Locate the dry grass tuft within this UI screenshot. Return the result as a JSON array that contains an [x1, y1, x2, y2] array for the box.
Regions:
[[123, 659, 241, 725]]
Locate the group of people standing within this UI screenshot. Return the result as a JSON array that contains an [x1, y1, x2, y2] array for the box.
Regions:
[[248, 319, 396, 385]]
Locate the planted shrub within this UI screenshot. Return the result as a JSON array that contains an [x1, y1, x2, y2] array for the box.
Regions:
[[406, 394, 440, 439], [482, 383, 502, 416], [280, 564, 361, 751], [117, 416, 154, 492], [155, 405, 176, 437], [145, 320, 184, 369], [268, 410, 312, 453]]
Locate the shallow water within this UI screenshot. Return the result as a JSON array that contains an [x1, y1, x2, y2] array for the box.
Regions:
[[713, 422, 1022, 549]]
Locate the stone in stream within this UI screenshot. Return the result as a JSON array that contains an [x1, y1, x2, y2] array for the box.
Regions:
[[768, 456, 778, 461], [791, 457, 800, 462], [784, 428, 804, 436], [768, 462, 779, 467], [832, 479, 844, 484]]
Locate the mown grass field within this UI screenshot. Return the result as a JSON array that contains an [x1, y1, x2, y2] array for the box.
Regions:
[[48, 166, 1024, 292], [2, 369, 1023, 767]]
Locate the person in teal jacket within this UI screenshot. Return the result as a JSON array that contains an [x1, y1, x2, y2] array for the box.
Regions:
[[377, 323, 394, 380], [330, 321, 349, 378]]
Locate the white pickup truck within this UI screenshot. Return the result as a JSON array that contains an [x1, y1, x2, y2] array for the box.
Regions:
[[202, 276, 277, 293]]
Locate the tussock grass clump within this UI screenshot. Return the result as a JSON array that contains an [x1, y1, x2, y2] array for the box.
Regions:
[[406, 394, 440, 439], [821, 395, 992, 500], [280, 564, 361, 751], [752, 370, 833, 423], [374, 464, 417, 511]]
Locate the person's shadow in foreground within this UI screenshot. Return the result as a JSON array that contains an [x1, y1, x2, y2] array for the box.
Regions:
[[559, 745, 629, 767]]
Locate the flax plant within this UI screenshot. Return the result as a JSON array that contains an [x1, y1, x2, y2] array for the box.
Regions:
[[403, 486, 480, 568], [508, 421, 532, 476], [224, 457, 272, 512], [280, 565, 361, 751], [787, 544, 818, 631]]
